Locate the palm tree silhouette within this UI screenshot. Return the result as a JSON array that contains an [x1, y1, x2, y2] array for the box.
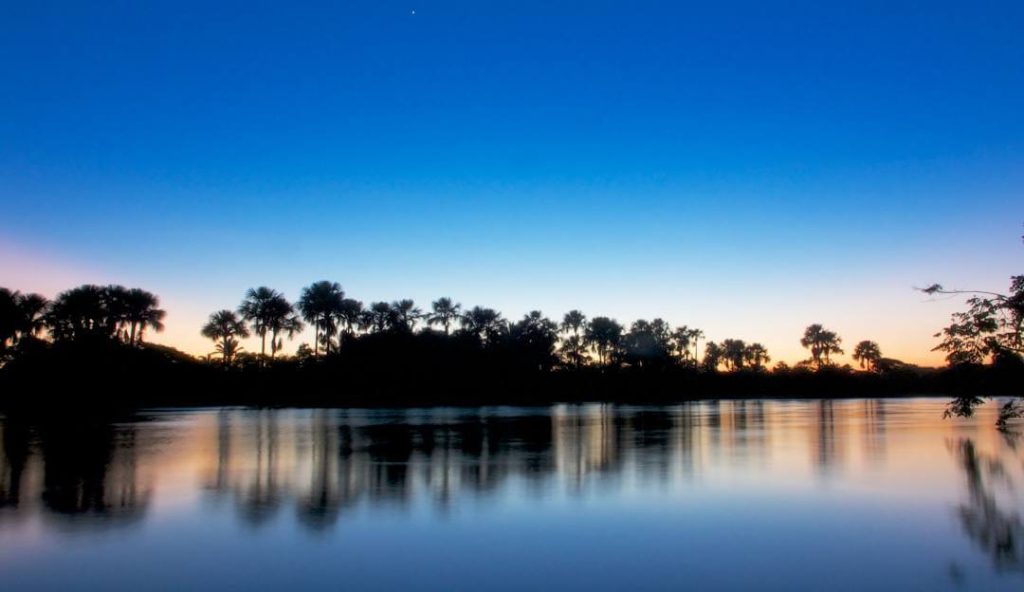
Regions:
[[584, 316, 623, 366], [721, 339, 747, 371], [688, 328, 704, 362], [0, 288, 48, 352], [744, 342, 771, 370], [427, 298, 462, 335], [391, 299, 422, 333], [238, 287, 299, 362], [45, 284, 111, 341], [559, 310, 588, 368], [298, 281, 345, 357], [671, 326, 693, 363], [266, 297, 303, 360], [852, 340, 882, 371], [460, 306, 504, 343], [201, 310, 251, 366], [701, 341, 723, 372], [800, 324, 844, 369], [360, 302, 388, 334], [123, 288, 165, 346], [337, 298, 364, 346]]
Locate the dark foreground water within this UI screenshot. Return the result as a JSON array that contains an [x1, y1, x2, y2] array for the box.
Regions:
[[1, 399, 1022, 591]]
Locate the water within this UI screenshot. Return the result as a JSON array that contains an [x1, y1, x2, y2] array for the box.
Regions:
[[0, 399, 1021, 591]]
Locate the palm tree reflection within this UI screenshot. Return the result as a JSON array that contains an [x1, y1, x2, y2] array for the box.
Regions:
[[950, 434, 1024, 574]]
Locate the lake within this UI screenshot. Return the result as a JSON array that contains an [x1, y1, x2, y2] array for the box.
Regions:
[[1, 399, 1021, 591]]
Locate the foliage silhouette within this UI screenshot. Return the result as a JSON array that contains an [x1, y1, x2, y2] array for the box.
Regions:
[[297, 281, 345, 357], [801, 324, 844, 369], [2, 277, 1024, 410], [853, 340, 882, 372], [202, 310, 251, 367], [924, 230, 1024, 426], [427, 298, 461, 335]]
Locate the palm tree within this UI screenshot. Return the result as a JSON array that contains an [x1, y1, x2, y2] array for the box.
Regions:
[[688, 328, 705, 362], [45, 284, 111, 341], [559, 310, 588, 368], [216, 336, 243, 365], [0, 288, 17, 351], [461, 306, 504, 343], [852, 340, 882, 371], [702, 341, 723, 372], [102, 284, 130, 341], [362, 302, 394, 334], [391, 299, 422, 332], [238, 287, 298, 362], [801, 324, 844, 369], [671, 326, 693, 362], [1, 289, 49, 352], [201, 310, 250, 366], [265, 296, 303, 359], [123, 288, 165, 346], [337, 298, 364, 345], [560, 310, 587, 337], [721, 339, 747, 371], [427, 298, 462, 335], [744, 343, 771, 370], [584, 316, 623, 366], [298, 281, 345, 357]]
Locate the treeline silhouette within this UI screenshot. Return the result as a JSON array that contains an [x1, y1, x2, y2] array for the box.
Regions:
[[1, 282, 1022, 409]]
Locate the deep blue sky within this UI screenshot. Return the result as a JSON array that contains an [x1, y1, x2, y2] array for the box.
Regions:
[[2, 1, 1022, 362]]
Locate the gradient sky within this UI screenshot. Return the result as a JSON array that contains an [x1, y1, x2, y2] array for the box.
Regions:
[[2, 1, 1022, 365]]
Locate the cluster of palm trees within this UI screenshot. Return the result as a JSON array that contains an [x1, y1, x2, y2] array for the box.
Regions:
[[200, 281, 798, 371], [0, 285, 166, 357], [0, 288, 48, 355], [1, 281, 886, 374]]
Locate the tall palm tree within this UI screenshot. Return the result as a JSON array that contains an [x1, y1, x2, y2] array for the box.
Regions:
[[238, 287, 296, 362], [688, 328, 705, 362], [721, 339, 747, 371], [265, 295, 303, 359], [297, 281, 345, 357], [391, 299, 422, 332], [362, 302, 394, 334], [201, 310, 250, 367], [801, 324, 844, 369], [123, 288, 165, 346], [560, 310, 587, 337], [852, 340, 882, 371], [702, 341, 723, 372], [427, 298, 462, 335], [559, 310, 588, 368], [671, 326, 693, 362], [744, 343, 771, 370], [0, 288, 49, 352], [461, 306, 504, 343], [337, 298, 364, 345], [584, 316, 623, 366]]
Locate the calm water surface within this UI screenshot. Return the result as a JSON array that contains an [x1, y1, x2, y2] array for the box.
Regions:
[[1, 399, 1022, 591]]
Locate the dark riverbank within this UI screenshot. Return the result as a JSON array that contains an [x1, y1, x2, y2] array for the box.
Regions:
[[1, 340, 1021, 412]]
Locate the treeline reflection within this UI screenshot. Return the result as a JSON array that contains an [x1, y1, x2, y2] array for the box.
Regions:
[[1, 401, 910, 534], [0, 419, 151, 530]]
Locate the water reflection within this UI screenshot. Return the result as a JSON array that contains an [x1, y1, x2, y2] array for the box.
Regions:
[[950, 432, 1024, 573], [1, 400, 1022, 590], [0, 419, 151, 531]]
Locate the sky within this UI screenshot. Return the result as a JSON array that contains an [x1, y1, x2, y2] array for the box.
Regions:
[[1, 1, 1022, 365]]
